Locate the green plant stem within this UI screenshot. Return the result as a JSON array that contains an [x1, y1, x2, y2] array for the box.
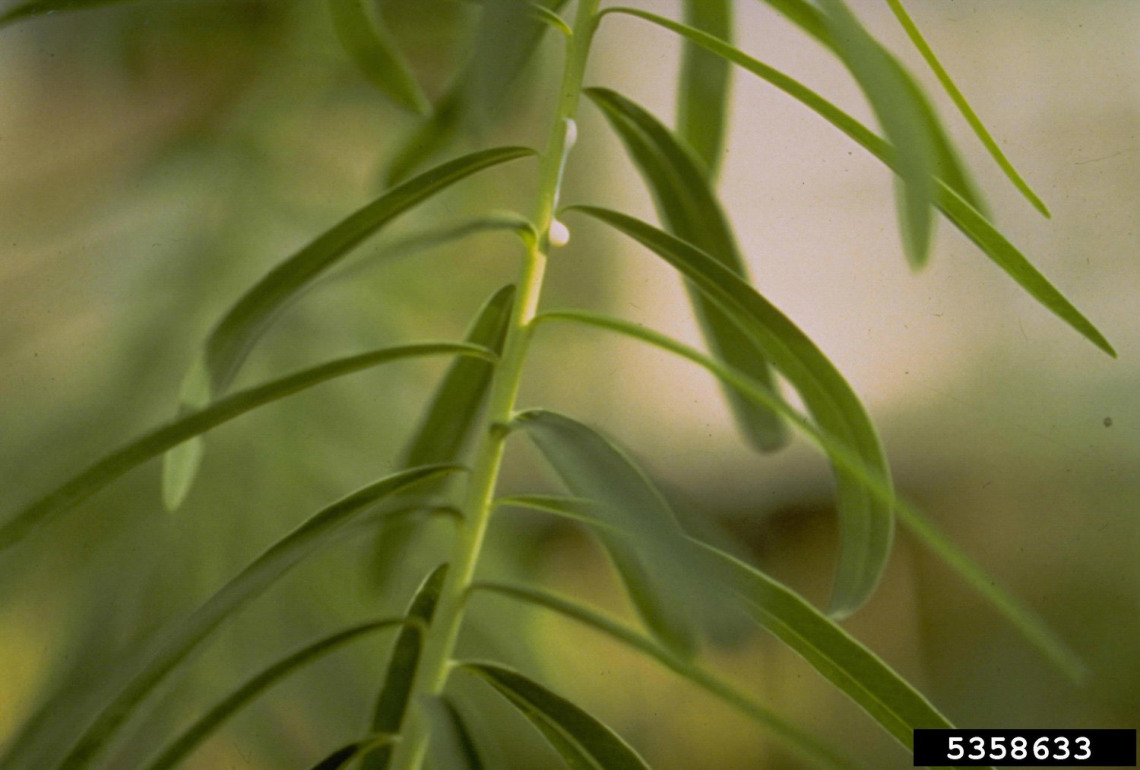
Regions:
[[387, 3, 599, 768]]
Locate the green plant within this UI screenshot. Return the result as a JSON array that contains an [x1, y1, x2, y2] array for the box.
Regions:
[[0, 1, 1117, 769]]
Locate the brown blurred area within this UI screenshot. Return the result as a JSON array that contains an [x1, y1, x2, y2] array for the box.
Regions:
[[2, 1, 1137, 768]]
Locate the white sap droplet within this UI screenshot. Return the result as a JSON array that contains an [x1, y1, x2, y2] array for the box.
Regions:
[[549, 219, 571, 247], [563, 118, 578, 150]]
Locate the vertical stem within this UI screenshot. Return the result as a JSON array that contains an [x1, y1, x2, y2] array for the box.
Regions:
[[389, 3, 599, 768]]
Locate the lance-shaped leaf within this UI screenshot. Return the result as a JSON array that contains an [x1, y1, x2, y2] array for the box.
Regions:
[[162, 146, 533, 509], [327, 0, 429, 114], [817, 0, 936, 267], [514, 409, 731, 657], [418, 696, 487, 770], [371, 284, 517, 589], [460, 662, 651, 770], [586, 87, 787, 452], [595, 9, 1114, 359], [677, 0, 732, 178], [361, 563, 449, 770], [49, 465, 460, 770], [142, 619, 407, 770], [0, 343, 490, 556], [568, 206, 893, 618]]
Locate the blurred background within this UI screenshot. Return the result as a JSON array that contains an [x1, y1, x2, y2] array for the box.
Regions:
[[1, 0, 1137, 767]]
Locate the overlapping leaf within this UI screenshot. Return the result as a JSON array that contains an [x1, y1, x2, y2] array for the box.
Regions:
[[418, 696, 487, 770], [327, 0, 429, 114], [586, 87, 787, 452], [568, 207, 893, 618]]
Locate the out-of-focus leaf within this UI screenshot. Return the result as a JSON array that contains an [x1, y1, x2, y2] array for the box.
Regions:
[[700, 543, 988, 769], [327, 0, 429, 114], [512, 409, 706, 658], [0, 0, 142, 28], [160, 146, 533, 510], [884, 0, 1050, 216], [49, 465, 461, 770], [816, 0, 936, 267], [586, 87, 788, 452], [0, 343, 491, 556], [308, 735, 396, 770], [361, 564, 449, 770], [528, 3, 571, 37], [567, 207, 893, 618], [371, 284, 517, 590], [533, 309, 1089, 682], [419, 696, 486, 770], [678, 0, 732, 177], [385, 88, 467, 187], [597, 10, 1114, 358], [142, 619, 407, 770], [460, 662, 651, 770], [472, 579, 865, 770]]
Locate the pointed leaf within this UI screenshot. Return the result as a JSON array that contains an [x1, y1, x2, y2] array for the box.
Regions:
[[586, 87, 787, 453], [361, 564, 450, 770], [460, 662, 651, 770], [568, 206, 892, 618], [677, 0, 732, 178], [52, 465, 461, 770], [308, 735, 396, 770], [513, 409, 705, 657], [419, 696, 487, 770], [0, 343, 491, 555], [142, 619, 406, 770], [328, 0, 429, 114]]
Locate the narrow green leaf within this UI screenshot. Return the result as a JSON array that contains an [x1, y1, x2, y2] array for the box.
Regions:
[[460, 662, 651, 770], [586, 87, 788, 453], [51, 465, 461, 770], [567, 206, 893, 618], [371, 284, 517, 590], [0, 0, 142, 28], [142, 619, 407, 770], [817, 0, 936, 267], [599, 9, 1113, 357], [528, 3, 571, 37], [0, 343, 491, 556], [512, 409, 704, 657], [884, 0, 1050, 217], [532, 309, 1088, 682], [471, 579, 865, 770], [385, 88, 467, 187], [677, 0, 732, 178], [327, 0, 429, 114], [308, 734, 397, 770], [418, 696, 487, 770], [361, 564, 450, 770], [701, 543, 988, 770]]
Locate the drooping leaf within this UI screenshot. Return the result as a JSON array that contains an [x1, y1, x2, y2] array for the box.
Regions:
[[512, 409, 708, 657], [142, 619, 407, 770], [677, 0, 732, 178], [883, 0, 1050, 217], [567, 207, 893, 618], [528, 3, 571, 37], [0, 343, 491, 556], [816, 0, 936, 267], [327, 0, 429, 114], [471, 578, 864, 770], [50, 465, 461, 770], [161, 146, 533, 510], [532, 309, 1089, 681], [418, 696, 487, 770], [361, 564, 450, 770], [586, 87, 788, 452], [460, 662, 651, 770], [371, 284, 517, 590], [0, 0, 143, 28]]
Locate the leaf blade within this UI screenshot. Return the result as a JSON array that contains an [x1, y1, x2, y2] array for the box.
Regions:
[[460, 662, 651, 770], [418, 696, 487, 770], [677, 0, 732, 178], [0, 0, 141, 28], [327, 0, 429, 114]]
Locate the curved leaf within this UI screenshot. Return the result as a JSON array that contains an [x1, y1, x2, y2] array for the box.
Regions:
[[677, 0, 732, 178], [308, 734, 397, 770], [567, 206, 892, 618], [362, 564, 450, 770], [471, 579, 865, 770], [512, 409, 706, 657], [817, 0, 937, 267], [418, 696, 487, 770], [0, 343, 491, 556], [327, 0, 429, 114], [0, 0, 142, 28], [597, 8, 1114, 357], [51, 465, 461, 770], [459, 662, 651, 770], [142, 619, 407, 770], [532, 309, 1088, 681], [884, 0, 1050, 217], [586, 87, 788, 452]]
